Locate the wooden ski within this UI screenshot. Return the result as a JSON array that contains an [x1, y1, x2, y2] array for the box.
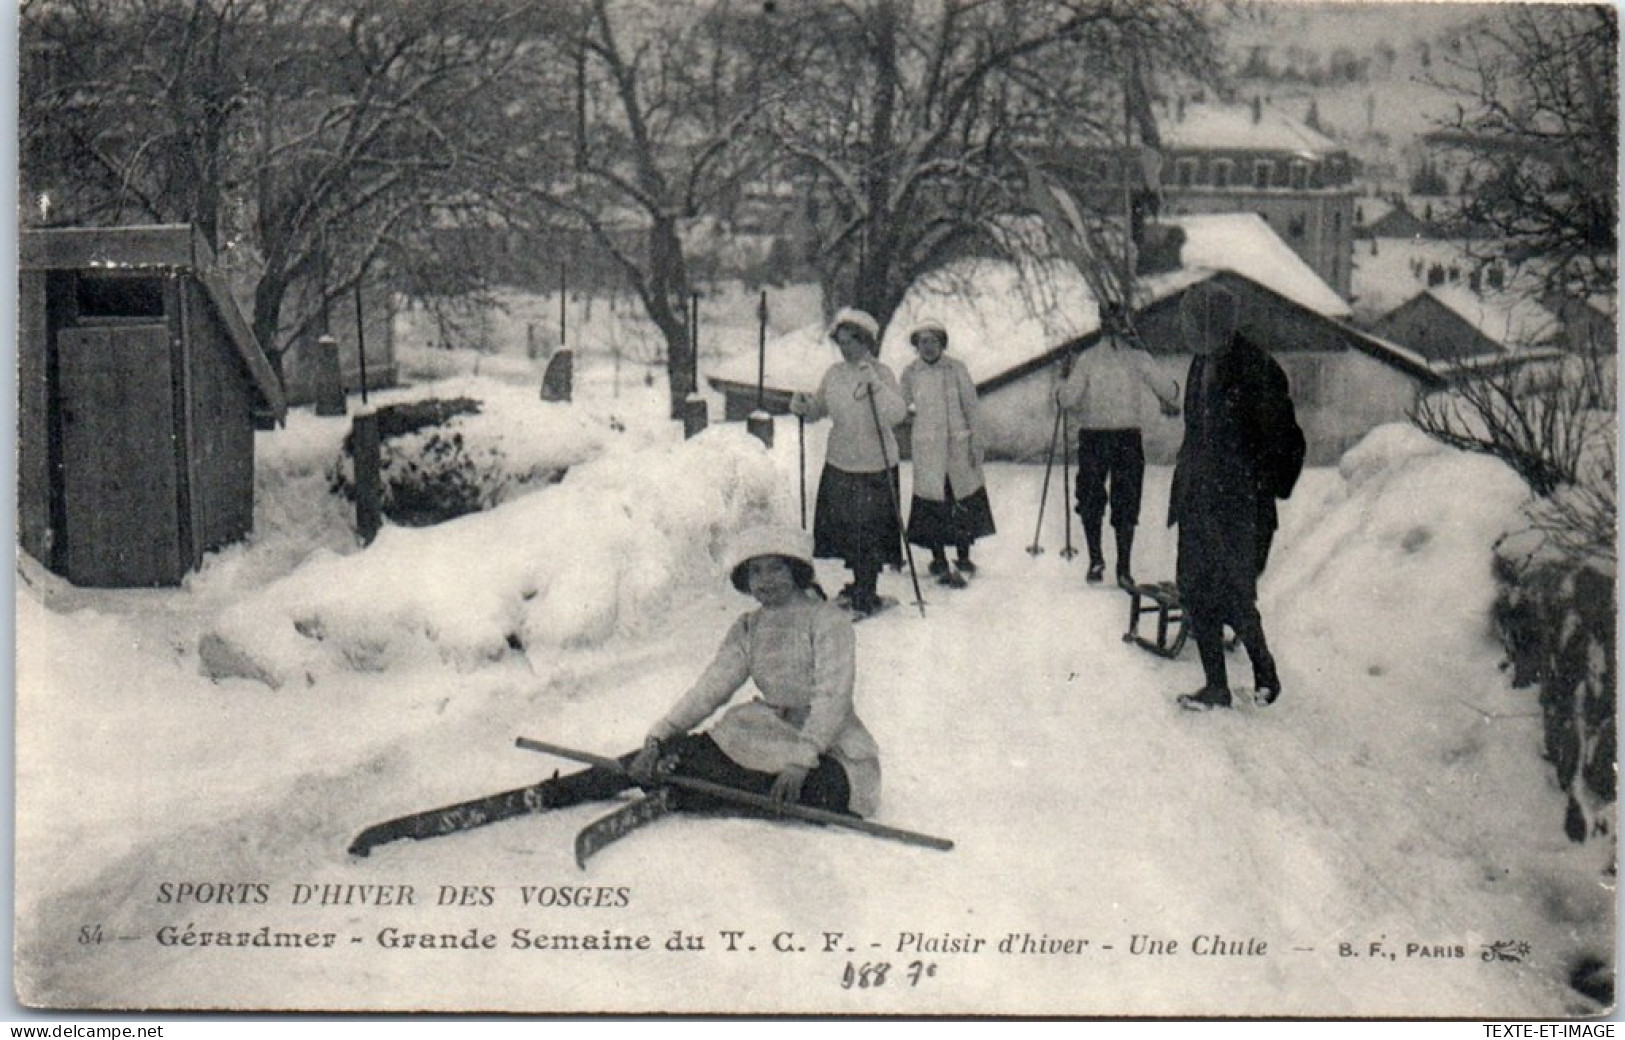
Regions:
[[573, 787, 677, 869], [516, 737, 954, 853]]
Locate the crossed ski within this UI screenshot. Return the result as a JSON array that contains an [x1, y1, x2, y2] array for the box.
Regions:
[[347, 738, 953, 867]]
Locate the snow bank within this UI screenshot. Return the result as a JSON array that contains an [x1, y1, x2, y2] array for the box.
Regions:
[[1267, 422, 1531, 690], [200, 424, 793, 688], [325, 379, 614, 522]]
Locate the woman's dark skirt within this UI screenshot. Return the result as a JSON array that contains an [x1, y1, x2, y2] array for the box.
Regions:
[[907, 481, 996, 550], [813, 465, 904, 569]]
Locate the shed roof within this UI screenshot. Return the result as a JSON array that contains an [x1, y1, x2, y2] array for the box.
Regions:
[[1419, 284, 1561, 349], [21, 225, 287, 422]]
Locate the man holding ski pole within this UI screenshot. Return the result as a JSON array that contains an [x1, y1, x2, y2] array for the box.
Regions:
[[1056, 301, 1181, 588]]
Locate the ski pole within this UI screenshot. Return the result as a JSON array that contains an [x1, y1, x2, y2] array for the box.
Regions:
[[1028, 407, 1062, 556], [798, 416, 807, 529], [1060, 411, 1077, 560], [859, 375, 925, 617], [516, 738, 954, 852]]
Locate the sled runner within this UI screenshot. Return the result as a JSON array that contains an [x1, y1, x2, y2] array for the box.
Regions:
[[1122, 580, 1188, 659]]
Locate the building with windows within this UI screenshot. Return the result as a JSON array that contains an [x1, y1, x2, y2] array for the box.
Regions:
[[1047, 99, 1358, 301]]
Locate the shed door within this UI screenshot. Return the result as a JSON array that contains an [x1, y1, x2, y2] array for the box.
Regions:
[[57, 324, 183, 586]]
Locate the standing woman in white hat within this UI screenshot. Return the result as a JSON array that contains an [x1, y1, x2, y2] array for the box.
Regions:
[[789, 308, 908, 617], [527, 523, 882, 817], [899, 319, 996, 587]]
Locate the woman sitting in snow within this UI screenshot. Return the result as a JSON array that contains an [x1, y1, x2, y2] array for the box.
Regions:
[[789, 308, 909, 618], [530, 523, 881, 818]]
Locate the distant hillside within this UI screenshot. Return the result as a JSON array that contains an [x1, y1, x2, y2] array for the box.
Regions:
[[1215, 2, 1503, 192]]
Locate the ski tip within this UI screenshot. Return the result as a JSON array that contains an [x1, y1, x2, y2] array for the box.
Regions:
[[347, 824, 394, 858]]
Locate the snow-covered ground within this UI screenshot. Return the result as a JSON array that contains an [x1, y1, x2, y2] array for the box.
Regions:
[[12, 335, 1613, 1017]]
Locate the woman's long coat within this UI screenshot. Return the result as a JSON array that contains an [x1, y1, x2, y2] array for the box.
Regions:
[[901, 355, 986, 502]]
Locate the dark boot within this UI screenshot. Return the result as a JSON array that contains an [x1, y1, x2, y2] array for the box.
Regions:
[[849, 562, 882, 616], [1179, 623, 1232, 711], [1236, 621, 1281, 705], [955, 543, 976, 576], [1178, 685, 1233, 711], [537, 764, 637, 808], [1114, 525, 1137, 589], [1082, 515, 1105, 582]]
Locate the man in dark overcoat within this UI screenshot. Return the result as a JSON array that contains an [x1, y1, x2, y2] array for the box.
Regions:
[[1168, 282, 1305, 710]]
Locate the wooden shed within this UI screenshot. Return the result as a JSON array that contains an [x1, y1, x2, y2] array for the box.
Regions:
[[19, 225, 287, 587]]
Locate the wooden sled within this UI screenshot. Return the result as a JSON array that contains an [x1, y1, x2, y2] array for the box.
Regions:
[[1122, 580, 1187, 659]]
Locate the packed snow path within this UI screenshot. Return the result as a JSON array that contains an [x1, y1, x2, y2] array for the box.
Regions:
[[16, 454, 1604, 1017]]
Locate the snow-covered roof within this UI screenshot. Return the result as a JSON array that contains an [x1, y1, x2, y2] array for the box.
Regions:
[[1424, 284, 1560, 349], [1340, 326, 1444, 384], [1160, 213, 1352, 319], [1350, 237, 1474, 323], [1355, 197, 1397, 228], [1156, 101, 1341, 156]]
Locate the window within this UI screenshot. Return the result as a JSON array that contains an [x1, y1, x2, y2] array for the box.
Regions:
[[1287, 213, 1307, 239], [74, 274, 165, 320], [1212, 160, 1233, 188], [1175, 158, 1198, 188], [1253, 160, 1273, 189], [1289, 162, 1309, 189]]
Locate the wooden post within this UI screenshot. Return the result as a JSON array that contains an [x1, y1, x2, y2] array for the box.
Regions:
[[682, 395, 708, 438], [541, 349, 574, 403], [747, 288, 773, 447], [313, 333, 347, 416], [755, 290, 768, 411], [353, 408, 382, 545], [690, 291, 701, 400], [746, 411, 774, 448], [353, 281, 369, 406]]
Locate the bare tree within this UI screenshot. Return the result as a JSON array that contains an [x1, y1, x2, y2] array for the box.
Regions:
[[465, 0, 789, 418], [1413, 347, 1614, 504], [1424, 4, 1617, 298], [1410, 3, 1617, 558], [758, 0, 1224, 327], [21, 0, 565, 378]]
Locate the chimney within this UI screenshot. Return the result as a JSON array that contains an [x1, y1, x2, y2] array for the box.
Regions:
[[1135, 223, 1186, 277]]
